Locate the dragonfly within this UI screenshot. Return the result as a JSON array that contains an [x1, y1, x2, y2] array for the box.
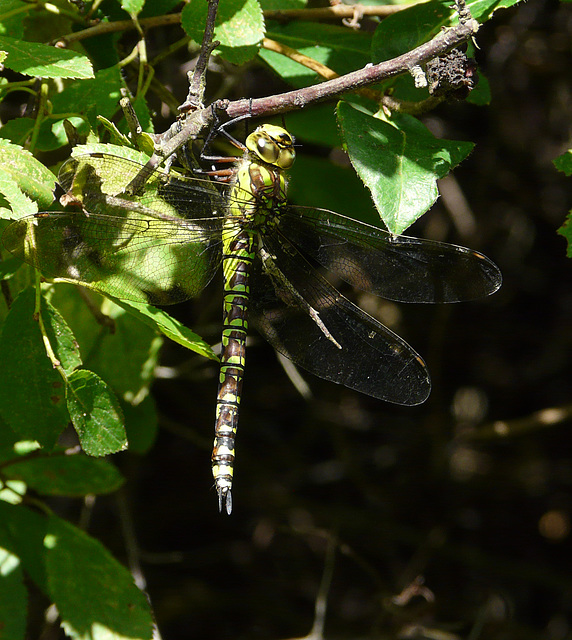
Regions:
[[3, 124, 501, 514]]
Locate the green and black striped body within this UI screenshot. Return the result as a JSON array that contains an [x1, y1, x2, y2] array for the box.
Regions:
[[212, 125, 295, 514]]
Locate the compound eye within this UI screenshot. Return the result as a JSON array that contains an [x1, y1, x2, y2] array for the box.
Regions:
[[257, 138, 279, 164], [276, 147, 295, 169]]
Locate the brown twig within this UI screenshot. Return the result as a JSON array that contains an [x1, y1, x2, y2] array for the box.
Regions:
[[264, 4, 406, 21], [56, 4, 403, 46], [55, 13, 182, 46], [261, 38, 442, 109], [224, 19, 479, 120], [262, 37, 339, 80], [180, 0, 221, 111], [146, 17, 478, 161]]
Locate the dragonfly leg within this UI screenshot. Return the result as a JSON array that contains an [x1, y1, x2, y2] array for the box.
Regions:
[[260, 246, 342, 348]]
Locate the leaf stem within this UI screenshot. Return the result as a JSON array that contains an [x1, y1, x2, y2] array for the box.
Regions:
[[28, 80, 48, 153], [33, 274, 66, 380]]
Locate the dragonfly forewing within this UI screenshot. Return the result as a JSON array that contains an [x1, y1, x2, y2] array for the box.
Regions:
[[280, 206, 502, 303], [3, 212, 226, 305], [4, 153, 236, 305], [59, 153, 227, 223]]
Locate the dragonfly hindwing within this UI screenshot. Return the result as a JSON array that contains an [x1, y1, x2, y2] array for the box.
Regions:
[[259, 244, 342, 349]]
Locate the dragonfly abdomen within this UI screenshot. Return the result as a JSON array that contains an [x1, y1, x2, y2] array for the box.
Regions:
[[212, 227, 255, 514]]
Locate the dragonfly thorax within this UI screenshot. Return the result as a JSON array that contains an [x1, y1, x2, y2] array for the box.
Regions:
[[230, 148, 289, 227]]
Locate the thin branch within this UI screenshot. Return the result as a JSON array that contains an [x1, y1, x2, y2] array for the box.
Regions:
[[264, 3, 406, 21], [224, 19, 479, 120], [454, 0, 478, 27], [54, 13, 178, 46], [308, 540, 336, 640], [181, 0, 221, 111], [55, 4, 403, 46], [459, 404, 572, 442], [262, 37, 338, 80], [381, 92, 446, 115], [148, 18, 478, 159], [261, 38, 438, 108]]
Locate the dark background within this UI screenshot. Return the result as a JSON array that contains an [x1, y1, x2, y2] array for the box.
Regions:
[[21, 0, 572, 638]]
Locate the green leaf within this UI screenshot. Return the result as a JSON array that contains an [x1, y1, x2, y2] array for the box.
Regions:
[[110, 297, 218, 361], [0, 0, 28, 38], [554, 150, 572, 176], [181, 0, 264, 65], [0, 139, 57, 214], [75, 31, 121, 71], [0, 501, 48, 594], [372, 1, 452, 63], [0, 288, 68, 448], [140, 0, 182, 17], [45, 515, 154, 640], [558, 213, 572, 257], [259, 0, 305, 9], [337, 102, 474, 234], [0, 416, 21, 463], [19, 3, 76, 47], [0, 36, 94, 79], [35, 116, 91, 153], [0, 547, 27, 640], [0, 167, 37, 220], [555, 152, 572, 257], [0, 437, 40, 469], [467, 0, 524, 22], [289, 154, 378, 226], [369, 0, 507, 103], [0, 255, 24, 281], [285, 104, 341, 147], [371, 0, 521, 68], [70, 141, 151, 165], [123, 395, 157, 454], [121, 0, 145, 15], [97, 116, 133, 147], [93, 298, 163, 402], [3, 453, 124, 496], [130, 94, 155, 136], [0, 117, 35, 146], [47, 286, 160, 404], [467, 72, 491, 105], [66, 370, 127, 457], [50, 66, 123, 128]]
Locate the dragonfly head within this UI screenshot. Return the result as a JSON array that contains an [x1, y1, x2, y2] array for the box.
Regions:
[[246, 124, 296, 170]]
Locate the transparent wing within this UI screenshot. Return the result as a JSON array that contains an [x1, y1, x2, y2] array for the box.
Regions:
[[250, 229, 431, 405], [58, 153, 231, 222], [279, 206, 502, 303], [3, 153, 236, 305], [3, 212, 227, 305]]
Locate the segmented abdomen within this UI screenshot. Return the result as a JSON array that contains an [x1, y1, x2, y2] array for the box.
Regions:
[[212, 225, 255, 515]]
